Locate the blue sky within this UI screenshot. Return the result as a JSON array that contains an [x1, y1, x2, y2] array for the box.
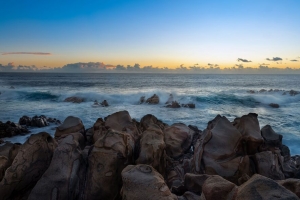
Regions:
[[0, 0, 299, 70]]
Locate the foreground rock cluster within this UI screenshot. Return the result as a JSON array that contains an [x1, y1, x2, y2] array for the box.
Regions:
[[0, 111, 300, 200]]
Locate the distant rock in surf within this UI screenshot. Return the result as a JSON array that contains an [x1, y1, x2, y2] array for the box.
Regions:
[[140, 96, 145, 104], [146, 94, 159, 104], [269, 103, 280, 108], [19, 115, 60, 127], [100, 100, 109, 107], [0, 121, 29, 138], [165, 94, 174, 104], [166, 101, 181, 108], [182, 103, 195, 108], [64, 96, 84, 103], [9, 86, 15, 89]]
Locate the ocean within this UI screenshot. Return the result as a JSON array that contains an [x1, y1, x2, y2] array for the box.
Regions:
[[1, 73, 300, 155]]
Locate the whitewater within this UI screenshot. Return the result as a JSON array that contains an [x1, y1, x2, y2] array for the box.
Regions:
[[0, 73, 300, 154]]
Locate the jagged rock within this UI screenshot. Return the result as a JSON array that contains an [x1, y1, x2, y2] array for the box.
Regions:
[[0, 121, 29, 138], [28, 132, 86, 200], [92, 118, 108, 143], [166, 101, 181, 108], [269, 103, 280, 108], [64, 96, 84, 103], [0, 132, 57, 200], [101, 100, 109, 107], [193, 115, 250, 184], [247, 90, 255, 94], [146, 94, 160, 104], [0, 142, 20, 181], [84, 130, 134, 200], [261, 125, 282, 148], [19, 115, 32, 126], [139, 96, 145, 104], [140, 114, 166, 131], [136, 124, 166, 175], [233, 113, 264, 155], [289, 90, 299, 96], [55, 116, 85, 139], [277, 179, 300, 198], [254, 151, 285, 180], [165, 94, 174, 104], [31, 115, 48, 127], [164, 123, 195, 158], [236, 174, 298, 200], [121, 164, 177, 200], [105, 110, 140, 142]]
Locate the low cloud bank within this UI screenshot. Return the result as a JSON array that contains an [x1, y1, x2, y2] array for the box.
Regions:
[[0, 62, 299, 74]]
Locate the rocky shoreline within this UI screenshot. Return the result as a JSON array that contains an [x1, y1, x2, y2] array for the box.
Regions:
[[0, 111, 300, 199]]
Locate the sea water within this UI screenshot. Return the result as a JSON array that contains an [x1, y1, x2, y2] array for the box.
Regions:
[[0, 73, 300, 155]]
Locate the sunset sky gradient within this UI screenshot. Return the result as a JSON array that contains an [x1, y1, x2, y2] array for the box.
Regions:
[[0, 0, 299, 70]]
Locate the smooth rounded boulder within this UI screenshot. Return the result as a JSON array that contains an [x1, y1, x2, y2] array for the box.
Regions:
[[121, 164, 177, 200], [0, 132, 57, 200], [55, 116, 85, 139], [28, 132, 86, 200]]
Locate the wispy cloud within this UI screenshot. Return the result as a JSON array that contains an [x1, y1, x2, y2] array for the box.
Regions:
[[2, 52, 51, 55], [266, 57, 282, 61], [237, 58, 252, 62], [290, 59, 298, 62]]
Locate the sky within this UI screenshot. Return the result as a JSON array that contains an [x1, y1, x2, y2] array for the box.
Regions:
[[0, 0, 299, 72]]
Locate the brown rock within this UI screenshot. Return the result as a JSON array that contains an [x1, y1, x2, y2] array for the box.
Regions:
[[0, 142, 20, 181], [28, 132, 86, 200], [136, 124, 166, 175], [166, 101, 181, 108], [182, 103, 195, 108], [101, 100, 109, 107], [121, 164, 177, 200], [236, 174, 298, 200], [84, 130, 134, 200], [64, 96, 84, 103], [233, 113, 264, 155], [277, 179, 300, 198], [92, 118, 108, 143], [0, 121, 29, 138], [164, 123, 195, 158], [0, 132, 57, 200], [140, 114, 166, 131], [105, 110, 140, 142], [261, 125, 282, 148], [146, 94, 160, 104], [55, 116, 85, 139], [184, 173, 210, 195]]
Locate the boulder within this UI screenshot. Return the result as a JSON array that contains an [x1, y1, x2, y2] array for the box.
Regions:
[[184, 173, 210, 195], [121, 164, 177, 200], [269, 103, 280, 108], [194, 115, 250, 184], [254, 151, 285, 180], [236, 174, 298, 200], [146, 94, 160, 104], [28, 132, 86, 200], [136, 124, 166, 175], [261, 125, 282, 148], [164, 123, 195, 158], [182, 103, 195, 108], [55, 116, 85, 139], [277, 179, 300, 198], [64, 96, 84, 103], [0, 121, 29, 138], [105, 110, 140, 142], [140, 96, 145, 104], [0, 142, 20, 181], [92, 118, 108, 143], [31, 115, 48, 127], [233, 113, 264, 155], [84, 130, 134, 200], [178, 191, 200, 200], [200, 175, 238, 200], [19, 115, 32, 126], [0, 132, 57, 200], [101, 100, 109, 107], [140, 114, 166, 131]]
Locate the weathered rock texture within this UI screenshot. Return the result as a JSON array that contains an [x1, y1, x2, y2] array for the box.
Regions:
[[55, 116, 85, 139]]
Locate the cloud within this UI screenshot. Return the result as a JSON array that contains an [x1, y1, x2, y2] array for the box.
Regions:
[[266, 57, 282, 61], [2, 52, 51, 56], [290, 59, 298, 62], [237, 58, 252, 62]]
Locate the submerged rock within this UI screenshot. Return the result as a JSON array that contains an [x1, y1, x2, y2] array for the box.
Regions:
[[64, 96, 84, 103], [269, 103, 280, 108], [101, 99, 109, 107], [166, 101, 181, 108]]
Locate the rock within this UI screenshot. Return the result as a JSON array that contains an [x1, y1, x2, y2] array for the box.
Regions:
[[184, 173, 210, 195], [233, 113, 264, 155], [55, 116, 85, 139], [259, 89, 267, 93], [281, 144, 291, 161], [64, 96, 84, 103], [247, 90, 255, 94], [200, 175, 238, 200], [92, 118, 108, 143], [0, 132, 57, 200], [254, 151, 285, 180], [101, 100, 109, 107], [146, 94, 160, 104], [236, 174, 298, 200], [105, 110, 140, 142], [84, 130, 134, 200], [164, 123, 195, 158], [136, 124, 166, 175], [289, 90, 299, 96], [28, 132, 86, 200], [19, 115, 32, 126], [140, 96, 145, 104], [140, 114, 166, 131], [193, 115, 250, 184], [121, 164, 177, 200], [31, 115, 48, 127], [269, 103, 280, 108], [166, 101, 181, 108], [166, 94, 174, 104], [277, 179, 300, 198], [182, 103, 195, 108], [0, 142, 20, 181], [178, 191, 200, 200], [0, 121, 29, 138], [261, 125, 282, 148], [9, 86, 15, 89]]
